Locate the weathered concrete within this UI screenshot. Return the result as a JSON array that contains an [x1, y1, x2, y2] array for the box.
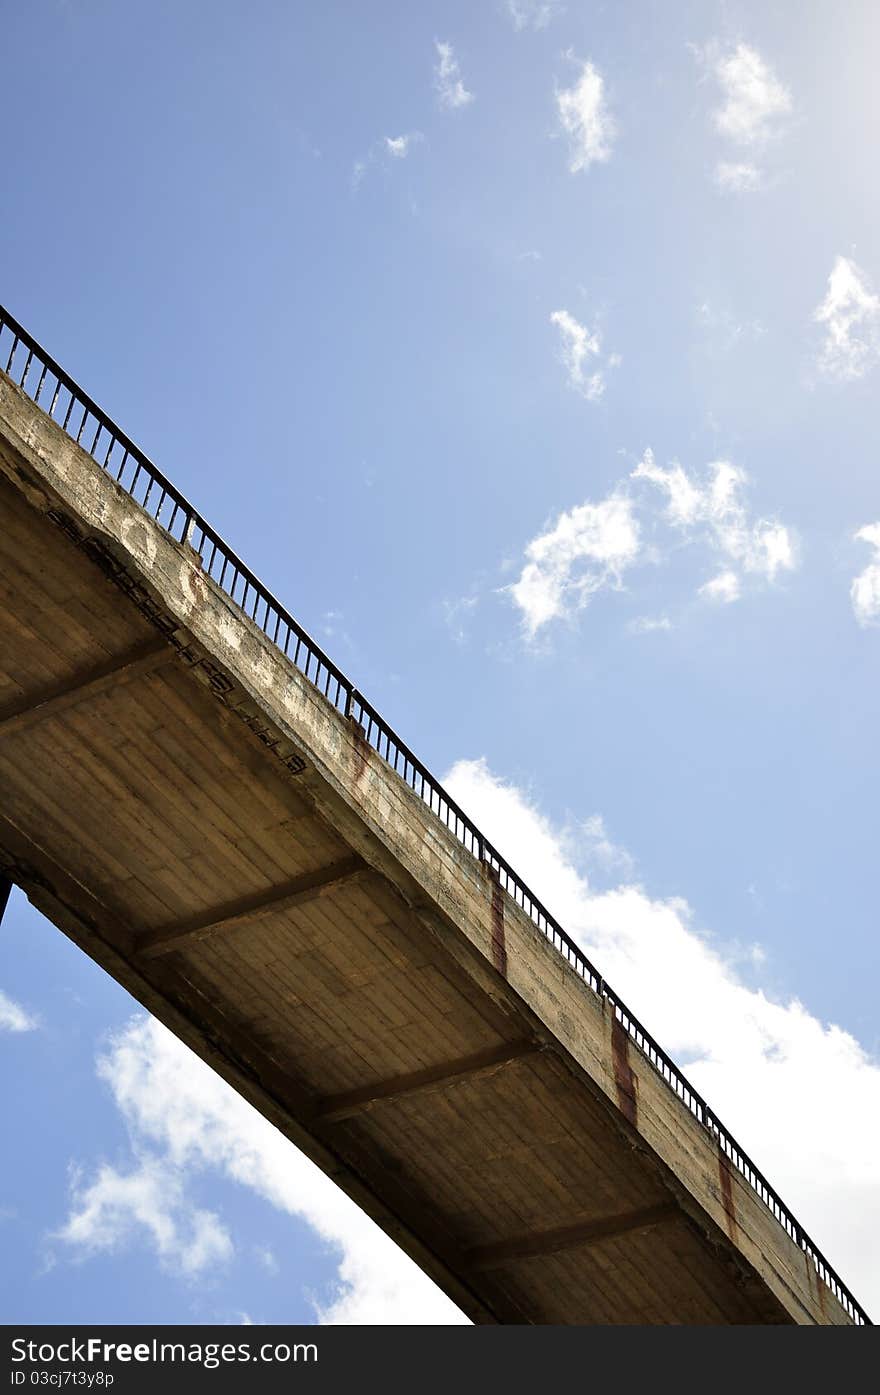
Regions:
[[0, 371, 860, 1324]]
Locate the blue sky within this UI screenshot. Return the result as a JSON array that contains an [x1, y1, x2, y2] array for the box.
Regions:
[[1, 0, 878, 1322]]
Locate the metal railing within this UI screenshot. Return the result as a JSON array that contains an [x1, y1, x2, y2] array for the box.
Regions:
[[0, 303, 870, 1326]]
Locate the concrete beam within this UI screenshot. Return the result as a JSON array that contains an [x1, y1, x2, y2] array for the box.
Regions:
[[465, 1203, 681, 1271], [314, 1040, 543, 1124], [0, 637, 171, 739], [136, 855, 366, 958]]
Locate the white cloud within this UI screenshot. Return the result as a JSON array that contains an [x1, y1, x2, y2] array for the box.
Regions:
[[699, 570, 741, 604], [507, 450, 795, 636], [443, 757, 880, 1320], [550, 308, 619, 401], [504, 0, 561, 31], [813, 256, 880, 381], [698, 42, 791, 192], [632, 449, 703, 527], [352, 133, 422, 190], [714, 160, 762, 193], [628, 614, 673, 634], [556, 58, 615, 173], [509, 491, 640, 637], [851, 523, 880, 626], [576, 814, 636, 879], [0, 988, 37, 1033], [384, 134, 415, 159], [711, 43, 791, 147], [633, 449, 796, 597], [434, 41, 474, 110], [56, 1157, 233, 1277], [57, 1017, 466, 1324]]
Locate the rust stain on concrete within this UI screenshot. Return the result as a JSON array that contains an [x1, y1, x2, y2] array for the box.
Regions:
[[718, 1151, 738, 1241], [350, 719, 371, 784], [482, 864, 507, 978], [610, 1012, 638, 1128], [804, 1252, 827, 1317]]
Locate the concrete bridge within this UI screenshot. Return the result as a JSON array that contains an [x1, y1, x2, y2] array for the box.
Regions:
[[0, 307, 869, 1325]]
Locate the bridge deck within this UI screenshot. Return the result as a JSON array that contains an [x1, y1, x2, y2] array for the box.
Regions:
[[0, 327, 866, 1325]]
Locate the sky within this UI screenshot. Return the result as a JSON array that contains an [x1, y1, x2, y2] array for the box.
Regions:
[[1, 0, 878, 1325]]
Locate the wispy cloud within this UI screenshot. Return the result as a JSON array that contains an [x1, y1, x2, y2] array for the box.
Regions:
[[0, 988, 37, 1033], [442, 594, 478, 645], [633, 450, 796, 590], [696, 41, 791, 192], [813, 256, 880, 381], [55, 1018, 466, 1324], [712, 42, 791, 145], [555, 57, 615, 173], [509, 490, 640, 637], [550, 308, 620, 401], [628, 614, 673, 634], [576, 813, 636, 880], [385, 134, 415, 159], [442, 758, 880, 1319], [504, 0, 561, 31], [56, 1157, 233, 1277], [714, 160, 762, 194], [351, 132, 423, 190], [434, 41, 474, 110], [508, 450, 796, 636], [699, 570, 741, 604], [851, 523, 880, 626], [255, 1244, 278, 1275], [697, 301, 765, 353]]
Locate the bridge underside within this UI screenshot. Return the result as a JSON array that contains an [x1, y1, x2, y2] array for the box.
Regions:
[[0, 376, 846, 1324]]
